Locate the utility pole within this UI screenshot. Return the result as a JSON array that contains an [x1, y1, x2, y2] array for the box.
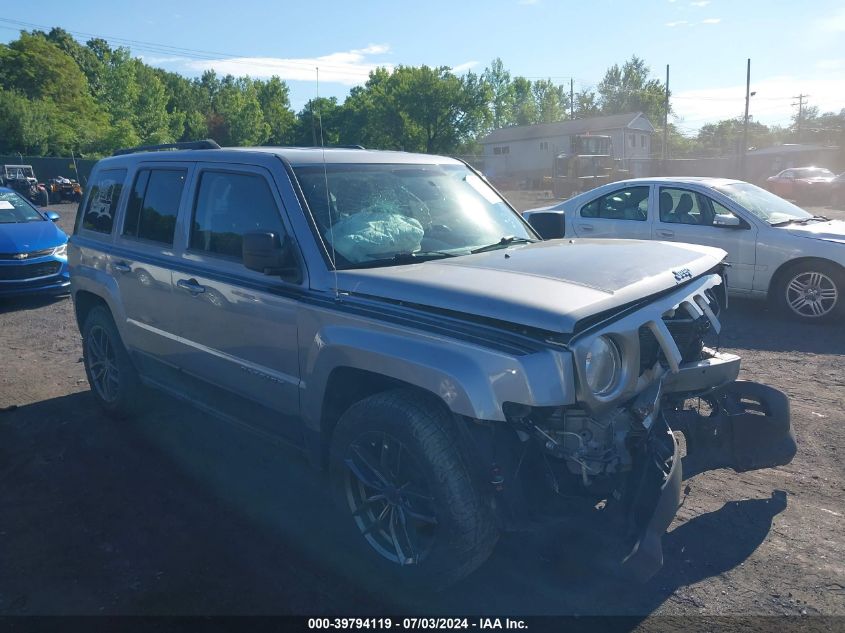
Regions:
[[742, 58, 751, 179], [792, 93, 809, 142], [570, 78, 574, 120], [662, 64, 669, 165]]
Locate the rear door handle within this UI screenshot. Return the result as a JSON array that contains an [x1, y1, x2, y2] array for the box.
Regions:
[[656, 229, 674, 239], [177, 278, 206, 294], [113, 261, 131, 273]]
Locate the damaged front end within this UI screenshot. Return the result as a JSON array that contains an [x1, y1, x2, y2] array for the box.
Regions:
[[494, 272, 796, 581]]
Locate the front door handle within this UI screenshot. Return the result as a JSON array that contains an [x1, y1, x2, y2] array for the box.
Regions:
[[578, 224, 595, 232], [113, 261, 131, 273], [656, 229, 675, 239], [177, 278, 206, 294]]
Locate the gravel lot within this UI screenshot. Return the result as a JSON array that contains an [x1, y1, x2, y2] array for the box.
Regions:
[[0, 201, 843, 620]]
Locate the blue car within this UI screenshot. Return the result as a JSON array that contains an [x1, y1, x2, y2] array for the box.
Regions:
[[0, 187, 70, 297]]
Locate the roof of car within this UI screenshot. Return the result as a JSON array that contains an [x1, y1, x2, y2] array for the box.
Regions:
[[98, 146, 465, 168], [612, 176, 744, 186]]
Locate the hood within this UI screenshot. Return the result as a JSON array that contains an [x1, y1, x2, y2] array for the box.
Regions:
[[336, 239, 726, 333], [0, 220, 67, 253], [783, 219, 845, 244]]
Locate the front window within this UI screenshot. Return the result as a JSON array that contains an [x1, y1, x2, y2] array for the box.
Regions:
[[4, 166, 35, 180], [713, 182, 812, 224], [190, 171, 287, 260], [292, 163, 533, 268], [0, 191, 43, 223]]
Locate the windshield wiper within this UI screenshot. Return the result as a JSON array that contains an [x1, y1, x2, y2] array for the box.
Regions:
[[349, 250, 458, 269], [470, 236, 537, 254], [771, 215, 829, 227]]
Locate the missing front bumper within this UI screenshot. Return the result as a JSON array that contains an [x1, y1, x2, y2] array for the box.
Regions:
[[667, 380, 797, 476], [620, 380, 795, 581]]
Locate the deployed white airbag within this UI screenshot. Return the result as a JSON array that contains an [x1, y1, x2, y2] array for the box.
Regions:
[[327, 205, 424, 262]]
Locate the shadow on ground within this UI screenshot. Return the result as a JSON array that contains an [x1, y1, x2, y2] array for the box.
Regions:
[[716, 298, 844, 356], [0, 293, 69, 315], [0, 389, 787, 616]]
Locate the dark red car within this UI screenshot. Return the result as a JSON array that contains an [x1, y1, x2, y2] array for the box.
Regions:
[[766, 166, 836, 203]]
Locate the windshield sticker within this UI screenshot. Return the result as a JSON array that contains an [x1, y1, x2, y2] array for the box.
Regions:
[[0, 201, 14, 210]]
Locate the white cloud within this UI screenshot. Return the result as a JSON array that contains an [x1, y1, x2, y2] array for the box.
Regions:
[[690, 0, 710, 6], [451, 61, 479, 73], [701, 17, 721, 24], [139, 55, 192, 65], [817, 7, 845, 32], [816, 58, 845, 70], [181, 44, 392, 85], [672, 75, 845, 131], [665, 20, 689, 27]]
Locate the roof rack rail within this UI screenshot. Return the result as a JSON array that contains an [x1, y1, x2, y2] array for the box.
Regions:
[[113, 139, 221, 157], [331, 144, 365, 150]]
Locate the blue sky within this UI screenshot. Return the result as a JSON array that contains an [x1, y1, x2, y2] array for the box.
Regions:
[[8, 0, 845, 132]]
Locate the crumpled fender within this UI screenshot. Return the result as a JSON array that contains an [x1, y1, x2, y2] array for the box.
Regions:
[[300, 323, 576, 431]]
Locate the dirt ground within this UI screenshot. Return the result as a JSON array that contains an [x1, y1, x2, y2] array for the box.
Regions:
[[0, 201, 843, 621]]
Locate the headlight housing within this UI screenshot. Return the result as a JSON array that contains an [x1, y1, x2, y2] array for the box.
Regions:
[[53, 243, 67, 258], [584, 335, 622, 396]]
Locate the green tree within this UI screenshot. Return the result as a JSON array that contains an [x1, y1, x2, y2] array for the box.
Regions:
[[532, 79, 566, 123], [508, 76, 537, 126], [214, 77, 269, 146], [696, 117, 774, 156], [482, 58, 513, 129], [0, 89, 71, 155], [574, 88, 600, 118], [0, 32, 107, 152], [134, 63, 175, 144], [257, 76, 296, 145], [293, 96, 345, 146], [597, 55, 668, 122]]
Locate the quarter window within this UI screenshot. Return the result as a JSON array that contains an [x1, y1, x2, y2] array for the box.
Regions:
[[79, 169, 126, 234], [123, 169, 186, 245], [190, 171, 286, 260], [580, 186, 649, 221]]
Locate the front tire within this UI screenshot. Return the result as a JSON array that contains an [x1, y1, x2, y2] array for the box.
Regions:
[[774, 260, 843, 322], [329, 389, 498, 589], [81, 306, 142, 417], [35, 189, 49, 207]]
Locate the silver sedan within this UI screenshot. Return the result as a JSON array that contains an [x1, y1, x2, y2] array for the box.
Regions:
[[524, 177, 845, 322]]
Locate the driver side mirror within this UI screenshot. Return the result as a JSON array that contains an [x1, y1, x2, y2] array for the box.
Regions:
[[243, 231, 297, 280], [713, 213, 741, 228], [45, 211, 60, 222], [526, 211, 566, 239]]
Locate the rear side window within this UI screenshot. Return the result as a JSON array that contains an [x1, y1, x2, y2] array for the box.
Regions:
[[78, 168, 126, 234], [580, 186, 649, 221], [123, 169, 186, 245], [190, 171, 285, 260]]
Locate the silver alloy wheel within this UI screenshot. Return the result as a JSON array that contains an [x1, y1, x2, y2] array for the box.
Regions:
[[785, 270, 839, 318], [344, 431, 438, 566], [86, 325, 120, 402]]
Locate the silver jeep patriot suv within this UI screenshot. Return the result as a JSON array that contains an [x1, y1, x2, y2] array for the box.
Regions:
[[69, 140, 796, 587]]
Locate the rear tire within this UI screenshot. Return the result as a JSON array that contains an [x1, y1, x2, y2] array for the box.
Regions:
[[774, 260, 843, 323], [329, 389, 498, 590], [35, 189, 49, 207], [81, 306, 143, 417]]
